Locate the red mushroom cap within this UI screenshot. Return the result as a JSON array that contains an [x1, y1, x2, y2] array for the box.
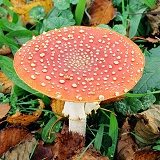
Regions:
[[14, 26, 145, 102]]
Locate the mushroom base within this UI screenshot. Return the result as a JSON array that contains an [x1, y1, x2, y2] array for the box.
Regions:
[[69, 119, 86, 136]]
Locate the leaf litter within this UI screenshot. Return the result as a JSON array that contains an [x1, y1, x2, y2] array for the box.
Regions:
[[0, 45, 11, 55], [134, 104, 160, 147], [89, 0, 117, 25], [71, 145, 110, 160], [0, 103, 10, 119], [116, 104, 160, 159], [0, 71, 14, 94], [146, 0, 160, 35], [30, 140, 53, 160], [133, 146, 160, 160], [6, 99, 44, 126], [0, 125, 31, 157], [50, 98, 65, 119], [2, 137, 37, 160], [116, 118, 138, 160], [51, 124, 85, 159]]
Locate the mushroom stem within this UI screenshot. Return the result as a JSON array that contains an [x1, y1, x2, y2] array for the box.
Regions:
[[69, 119, 86, 136], [62, 101, 100, 136], [62, 102, 86, 136]]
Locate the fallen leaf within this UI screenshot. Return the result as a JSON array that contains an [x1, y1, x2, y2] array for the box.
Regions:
[[133, 146, 160, 160], [50, 98, 64, 119], [0, 45, 11, 55], [10, 0, 53, 25], [134, 118, 159, 147], [132, 36, 160, 43], [146, 37, 160, 43], [140, 104, 160, 127], [117, 118, 138, 160], [7, 99, 44, 126], [51, 124, 85, 159], [134, 105, 160, 147], [0, 103, 10, 119], [31, 140, 53, 160], [0, 125, 31, 157], [0, 71, 14, 94], [89, 0, 117, 25], [71, 145, 110, 160], [146, 0, 160, 35], [2, 137, 37, 160]]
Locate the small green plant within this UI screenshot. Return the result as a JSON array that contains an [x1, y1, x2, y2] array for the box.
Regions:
[[152, 140, 160, 151], [98, 24, 126, 35], [29, 0, 79, 34], [114, 94, 156, 116], [29, 6, 46, 24], [0, 93, 10, 104]]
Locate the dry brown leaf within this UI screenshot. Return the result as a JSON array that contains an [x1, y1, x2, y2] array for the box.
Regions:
[[134, 119, 159, 147], [134, 105, 160, 147], [0, 45, 11, 55], [146, 1, 160, 35], [0, 103, 10, 119], [133, 146, 160, 160], [117, 118, 138, 160], [72, 145, 110, 160], [132, 36, 160, 43], [7, 99, 44, 126], [0, 71, 14, 94], [10, 0, 53, 25], [146, 37, 160, 43], [0, 125, 31, 157], [7, 54, 14, 59], [139, 104, 160, 127], [31, 140, 53, 160], [50, 124, 84, 159], [2, 137, 37, 160], [50, 98, 64, 119], [89, 0, 117, 25]]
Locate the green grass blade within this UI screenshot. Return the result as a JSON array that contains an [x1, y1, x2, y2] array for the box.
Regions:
[[0, 19, 26, 32], [107, 113, 118, 159], [75, 0, 86, 25], [94, 125, 104, 150], [41, 116, 62, 143], [29, 140, 38, 159], [141, 0, 156, 8]]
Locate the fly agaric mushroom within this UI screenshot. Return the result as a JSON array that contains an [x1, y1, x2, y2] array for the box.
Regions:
[[14, 26, 145, 136]]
